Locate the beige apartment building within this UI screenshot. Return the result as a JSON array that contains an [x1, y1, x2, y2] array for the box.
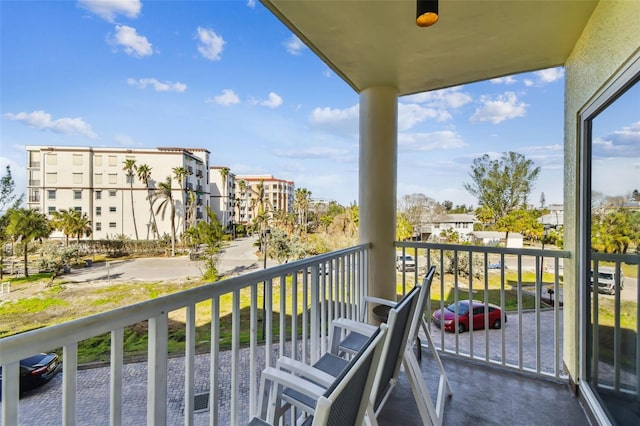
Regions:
[[26, 146, 210, 241], [234, 174, 294, 225], [209, 166, 235, 231]]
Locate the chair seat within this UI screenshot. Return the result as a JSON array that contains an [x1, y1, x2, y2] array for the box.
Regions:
[[281, 353, 349, 412], [338, 331, 369, 354]]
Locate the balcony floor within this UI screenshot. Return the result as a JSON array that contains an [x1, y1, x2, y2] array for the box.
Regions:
[[378, 351, 591, 426]]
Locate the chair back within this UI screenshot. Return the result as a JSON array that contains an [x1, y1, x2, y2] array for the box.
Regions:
[[312, 324, 387, 426], [407, 265, 437, 343], [372, 285, 420, 410]]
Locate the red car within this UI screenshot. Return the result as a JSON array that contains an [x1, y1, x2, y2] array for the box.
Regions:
[[432, 300, 506, 333]]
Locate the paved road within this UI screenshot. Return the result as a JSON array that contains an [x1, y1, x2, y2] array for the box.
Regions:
[[62, 237, 273, 284]]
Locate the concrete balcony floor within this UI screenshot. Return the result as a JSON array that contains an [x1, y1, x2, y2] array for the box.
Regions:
[[378, 351, 591, 426]]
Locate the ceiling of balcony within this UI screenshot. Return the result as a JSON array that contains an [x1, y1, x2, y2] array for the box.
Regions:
[[260, 0, 599, 96]]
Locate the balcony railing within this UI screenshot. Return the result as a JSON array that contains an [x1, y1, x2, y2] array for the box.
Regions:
[[0, 245, 369, 425], [28, 180, 40, 187], [395, 241, 570, 379]]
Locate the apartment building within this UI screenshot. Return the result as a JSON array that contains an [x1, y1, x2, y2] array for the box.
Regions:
[[233, 174, 294, 225], [26, 146, 210, 241], [209, 166, 235, 231]]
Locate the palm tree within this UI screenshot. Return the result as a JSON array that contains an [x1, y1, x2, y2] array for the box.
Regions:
[[6, 208, 51, 277], [136, 163, 159, 240], [71, 212, 92, 243], [172, 166, 189, 234], [238, 180, 248, 224], [154, 176, 176, 256], [219, 167, 230, 229], [51, 208, 78, 246], [122, 159, 139, 240], [294, 188, 312, 233]]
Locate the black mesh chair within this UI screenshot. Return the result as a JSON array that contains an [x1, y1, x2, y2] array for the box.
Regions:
[[250, 325, 387, 425]]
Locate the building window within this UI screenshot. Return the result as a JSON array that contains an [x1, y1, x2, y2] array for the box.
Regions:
[[74, 206, 82, 213], [96, 190, 102, 200], [108, 155, 117, 166], [73, 190, 82, 200], [109, 206, 116, 213], [94, 173, 103, 184], [96, 206, 102, 216], [48, 206, 56, 215], [73, 154, 83, 166], [109, 190, 117, 197], [73, 173, 83, 184], [109, 222, 117, 229], [46, 173, 57, 184], [46, 154, 57, 165], [95, 155, 103, 166], [108, 174, 117, 184], [47, 190, 56, 200], [96, 222, 102, 231]]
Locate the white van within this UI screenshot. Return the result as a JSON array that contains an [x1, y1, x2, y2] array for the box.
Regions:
[[396, 254, 416, 272], [590, 266, 624, 295]]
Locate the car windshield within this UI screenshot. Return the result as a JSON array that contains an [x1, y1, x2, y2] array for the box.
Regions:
[[599, 273, 614, 280], [446, 302, 469, 315]]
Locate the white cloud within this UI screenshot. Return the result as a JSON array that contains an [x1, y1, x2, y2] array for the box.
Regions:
[[593, 121, 640, 157], [127, 78, 187, 92], [246, 0, 256, 8], [470, 92, 527, 124], [260, 92, 283, 108], [273, 146, 354, 163], [78, 0, 142, 23], [309, 105, 359, 137], [490, 76, 517, 85], [524, 79, 534, 87], [402, 87, 472, 109], [111, 25, 153, 57], [209, 89, 240, 106], [114, 133, 138, 146], [284, 35, 305, 55], [398, 131, 466, 151], [535, 68, 564, 83], [4, 110, 97, 138], [398, 103, 451, 131], [196, 27, 225, 61]]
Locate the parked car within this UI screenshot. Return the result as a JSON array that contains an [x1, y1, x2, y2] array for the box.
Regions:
[[0, 352, 62, 399], [590, 266, 624, 295], [396, 254, 416, 271], [432, 300, 506, 333]]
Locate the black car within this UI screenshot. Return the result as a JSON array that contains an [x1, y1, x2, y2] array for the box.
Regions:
[[0, 353, 62, 398]]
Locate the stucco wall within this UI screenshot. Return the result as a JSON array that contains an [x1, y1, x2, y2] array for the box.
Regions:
[[564, 0, 640, 381]]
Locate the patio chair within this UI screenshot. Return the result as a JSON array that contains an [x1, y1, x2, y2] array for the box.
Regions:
[[266, 285, 421, 425], [249, 324, 387, 426], [330, 265, 452, 425]]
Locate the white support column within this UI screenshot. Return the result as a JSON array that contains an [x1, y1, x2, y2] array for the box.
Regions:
[[359, 86, 398, 302]]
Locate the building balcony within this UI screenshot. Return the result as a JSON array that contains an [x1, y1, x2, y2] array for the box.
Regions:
[[3, 242, 626, 425], [28, 180, 40, 187]]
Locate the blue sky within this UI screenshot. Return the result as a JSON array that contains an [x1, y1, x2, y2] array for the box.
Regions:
[[1, 0, 638, 208]]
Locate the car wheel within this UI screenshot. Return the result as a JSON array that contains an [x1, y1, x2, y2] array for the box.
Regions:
[[492, 318, 501, 329], [457, 323, 465, 333]]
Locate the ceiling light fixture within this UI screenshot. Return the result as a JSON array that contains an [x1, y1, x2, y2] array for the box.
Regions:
[[416, 0, 439, 27]]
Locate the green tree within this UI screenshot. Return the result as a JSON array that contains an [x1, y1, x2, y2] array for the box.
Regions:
[[294, 188, 312, 233], [219, 167, 231, 232], [52, 208, 78, 246], [122, 159, 139, 240], [184, 207, 225, 279], [6, 208, 51, 277], [496, 209, 543, 242], [136, 163, 159, 240], [172, 166, 190, 234], [154, 176, 176, 256], [0, 165, 24, 212], [464, 151, 540, 224], [396, 212, 413, 241]]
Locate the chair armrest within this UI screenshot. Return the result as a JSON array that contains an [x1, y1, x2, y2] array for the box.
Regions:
[[331, 318, 378, 336], [260, 366, 326, 400], [362, 296, 398, 308], [276, 357, 335, 387]]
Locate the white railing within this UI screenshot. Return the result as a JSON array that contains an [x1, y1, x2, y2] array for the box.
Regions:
[[0, 244, 369, 425], [395, 241, 571, 379], [589, 252, 640, 400]]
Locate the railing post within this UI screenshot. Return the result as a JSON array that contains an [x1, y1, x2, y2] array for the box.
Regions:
[[1, 362, 19, 426], [147, 313, 168, 426], [110, 328, 124, 426]]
